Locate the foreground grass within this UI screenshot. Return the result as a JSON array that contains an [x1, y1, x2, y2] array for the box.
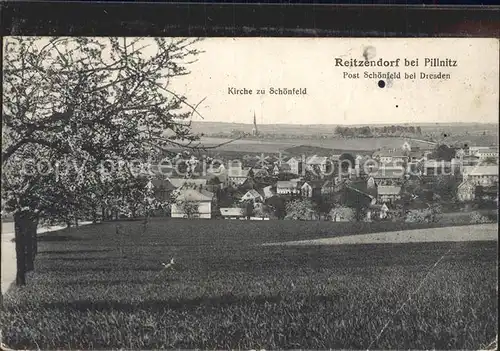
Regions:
[[1, 219, 498, 349]]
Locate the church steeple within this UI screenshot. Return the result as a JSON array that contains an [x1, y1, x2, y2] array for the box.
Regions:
[[252, 111, 258, 136]]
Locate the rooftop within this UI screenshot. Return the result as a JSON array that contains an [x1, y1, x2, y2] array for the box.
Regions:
[[175, 189, 213, 202], [244, 189, 263, 198], [369, 167, 405, 179], [476, 148, 499, 154], [277, 179, 300, 188], [220, 208, 244, 217], [306, 155, 328, 164], [468, 165, 499, 176], [377, 185, 402, 195], [276, 164, 292, 172], [169, 178, 207, 188]]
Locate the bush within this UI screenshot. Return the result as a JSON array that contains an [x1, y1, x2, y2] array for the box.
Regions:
[[470, 211, 491, 224]]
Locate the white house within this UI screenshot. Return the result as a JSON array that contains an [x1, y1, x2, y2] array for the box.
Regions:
[[372, 149, 409, 165], [240, 189, 264, 203], [262, 185, 276, 199], [462, 165, 499, 186], [171, 189, 213, 219], [476, 148, 499, 160], [377, 185, 402, 204], [286, 157, 302, 175], [379, 203, 389, 219], [272, 163, 292, 175], [227, 166, 251, 185], [300, 181, 325, 198], [456, 179, 475, 202], [468, 146, 497, 157], [276, 179, 301, 195], [305, 155, 329, 174], [220, 207, 244, 219]]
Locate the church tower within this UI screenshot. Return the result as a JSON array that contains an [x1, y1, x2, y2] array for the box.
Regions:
[[252, 111, 258, 136]]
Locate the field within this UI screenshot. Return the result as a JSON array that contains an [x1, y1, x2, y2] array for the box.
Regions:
[[189, 121, 499, 139], [1, 219, 498, 350], [164, 120, 499, 155], [170, 136, 434, 154]]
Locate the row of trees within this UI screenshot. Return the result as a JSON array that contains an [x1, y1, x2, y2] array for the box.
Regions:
[[2, 37, 204, 285], [207, 124, 425, 140], [334, 125, 423, 138]]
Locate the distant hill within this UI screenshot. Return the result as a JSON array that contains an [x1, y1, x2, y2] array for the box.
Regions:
[[189, 121, 499, 139]]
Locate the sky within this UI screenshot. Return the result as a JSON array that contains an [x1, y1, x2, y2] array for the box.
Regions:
[[168, 37, 499, 125], [4, 37, 498, 126]]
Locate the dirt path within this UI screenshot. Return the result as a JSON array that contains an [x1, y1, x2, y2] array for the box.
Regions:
[[263, 223, 498, 247]]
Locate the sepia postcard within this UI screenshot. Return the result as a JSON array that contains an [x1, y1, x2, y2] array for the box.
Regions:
[[1, 36, 499, 350]]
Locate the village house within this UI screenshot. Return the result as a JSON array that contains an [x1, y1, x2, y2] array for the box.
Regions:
[[329, 205, 356, 222], [376, 185, 402, 204], [456, 179, 476, 202], [227, 165, 251, 186], [475, 147, 499, 160], [462, 165, 499, 186], [408, 150, 428, 163], [368, 166, 406, 185], [286, 157, 303, 175], [321, 179, 336, 195], [300, 181, 322, 198], [372, 149, 409, 165], [305, 155, 330, 174], [151, 178, 177, 202], [273, 163, 292, 175], [240, 189, 264, 203], [263, 155, 280, 166], [300, 180, 335, 198], [369, 203, 390, 220], [171, 188, 214, 219], [262, 185, 276, 199], [168, 178, 208, 196], [252, 166, 270, 178], [276, 179, 301, 195], [468, 146, 497, 157], [367, 175, 377, 189], [220, 207, 245, 219]]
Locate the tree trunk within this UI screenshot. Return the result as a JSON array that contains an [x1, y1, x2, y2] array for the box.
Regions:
[[25, 215, 39, 271], [33, 216, 39, 256], [14, 212, 28, 285], [25, 228, 34, 272], [101, 207, 106, 221]]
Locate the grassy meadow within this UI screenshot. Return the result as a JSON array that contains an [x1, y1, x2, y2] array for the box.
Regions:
[[1, 219, 498, 349]]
